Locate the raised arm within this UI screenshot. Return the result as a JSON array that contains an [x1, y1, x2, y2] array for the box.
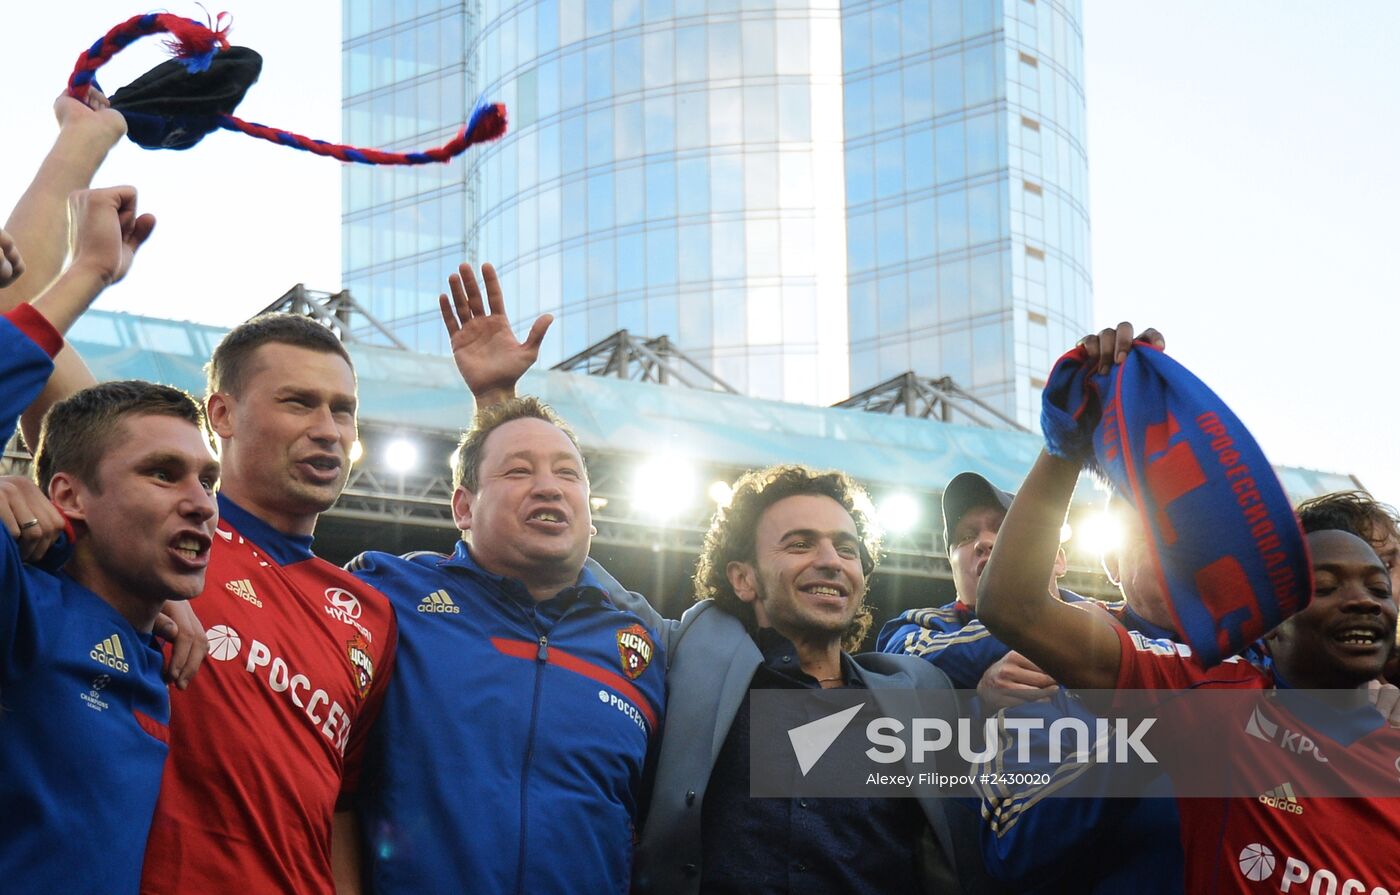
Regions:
[[975, 450, 1122, 690], [1, 94, 129, 446], [976, 324, 1164, 691], [4, 94, 127, 300], [28, 186, 154, 336], [439, 262, 553, 408]]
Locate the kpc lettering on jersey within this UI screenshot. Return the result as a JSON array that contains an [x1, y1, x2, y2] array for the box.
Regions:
[[1115, 625, 1400, 894], [141, 496, 397, 895]]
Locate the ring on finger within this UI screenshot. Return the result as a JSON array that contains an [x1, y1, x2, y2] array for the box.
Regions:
[[18, 518, 39, 531]]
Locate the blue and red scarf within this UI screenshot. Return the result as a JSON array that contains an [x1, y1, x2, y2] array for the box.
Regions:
[[1042, 340, 1311, 667]]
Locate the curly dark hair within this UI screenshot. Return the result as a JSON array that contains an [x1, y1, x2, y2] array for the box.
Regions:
[[1295, 490, 1400, 547], [693, 464, 882, 652]]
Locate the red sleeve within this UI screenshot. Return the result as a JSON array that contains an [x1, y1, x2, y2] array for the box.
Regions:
[[4, 305, 63, 358], [1113, 624, 1212, 691], [337, 604, 397, 807]]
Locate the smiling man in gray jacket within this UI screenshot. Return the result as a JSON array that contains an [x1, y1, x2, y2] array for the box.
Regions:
[[608, 464, 972, 895]]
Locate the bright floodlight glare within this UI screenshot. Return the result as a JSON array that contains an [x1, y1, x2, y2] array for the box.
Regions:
[[877, 492, 920, 534], [708, 480, 734, 507], [385, 438, 419, 473], [349, 440, 364, 464], [631, 455, 698, 518], [1059, 522, 1073, 544], [1076, 512, 1124, 555]]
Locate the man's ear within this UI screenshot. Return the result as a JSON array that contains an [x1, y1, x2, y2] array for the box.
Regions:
[[1053, 546, 1068, 581], [451, 486, 474, 533], [726, 560, 758, 604], [48, 472, 86, 524], [206, 392, 235, 440]]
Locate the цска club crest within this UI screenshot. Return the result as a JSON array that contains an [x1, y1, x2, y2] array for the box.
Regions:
[[615, 624, 654, 680]]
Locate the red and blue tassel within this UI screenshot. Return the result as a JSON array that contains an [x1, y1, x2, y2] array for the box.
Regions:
[[68, 12, 507, 165]]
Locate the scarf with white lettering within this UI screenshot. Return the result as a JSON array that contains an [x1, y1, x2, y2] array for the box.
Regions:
[[1042, 340, 1310, 667]]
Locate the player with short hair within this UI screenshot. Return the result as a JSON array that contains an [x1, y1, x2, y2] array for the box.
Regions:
[[132, 310, 398, 895], [339, 264, 664, 895], [0, 185, 218, 894], [977, 325, 1400, 894], [1296, 491, 1400, 686]]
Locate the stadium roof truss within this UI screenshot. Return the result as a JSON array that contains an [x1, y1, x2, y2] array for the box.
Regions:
[[40, 308, 1364, 603]]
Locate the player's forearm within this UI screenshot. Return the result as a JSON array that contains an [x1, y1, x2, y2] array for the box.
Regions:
[[27, 264, 107, 338], [19, 352, 96, 450], [2, 129, 116, 305], [977, 451, 1079, 640], [471, 384, 516, 408]]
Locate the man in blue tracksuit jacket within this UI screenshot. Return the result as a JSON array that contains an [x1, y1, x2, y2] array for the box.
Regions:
[[0, 186, 220, 894], [344, 341, 665, 894], [878, 471, 1086, 689]]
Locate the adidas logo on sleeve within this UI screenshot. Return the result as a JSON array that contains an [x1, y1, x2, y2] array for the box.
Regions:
[[90, 635, 130, 673], [418, 590, 461, 614]]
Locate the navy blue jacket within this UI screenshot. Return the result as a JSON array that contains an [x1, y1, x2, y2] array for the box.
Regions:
[[348, 543, 666, 895], [878, 590, 1088, 689]]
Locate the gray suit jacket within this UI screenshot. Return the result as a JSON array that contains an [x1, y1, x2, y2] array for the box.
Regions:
[[610, 591, 963, 895]]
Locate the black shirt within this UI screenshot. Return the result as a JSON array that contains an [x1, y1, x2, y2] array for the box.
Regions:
[[698, 628, 922, 895]]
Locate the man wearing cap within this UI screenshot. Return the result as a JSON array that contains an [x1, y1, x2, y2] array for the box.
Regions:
[[877, 471, 1082, 693]]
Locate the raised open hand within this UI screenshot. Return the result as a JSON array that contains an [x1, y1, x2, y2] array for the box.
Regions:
[[439, 261, 553, 407]]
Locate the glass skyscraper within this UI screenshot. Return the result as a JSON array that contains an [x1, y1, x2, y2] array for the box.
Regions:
[[842, 0, 1090, 422], [342, 0, 1090, 423]]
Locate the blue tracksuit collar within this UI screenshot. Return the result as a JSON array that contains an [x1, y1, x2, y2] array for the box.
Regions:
[[442, 540, 611, 610], [216, 494, 315, 565]]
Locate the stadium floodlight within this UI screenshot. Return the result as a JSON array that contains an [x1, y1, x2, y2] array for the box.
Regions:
[[630, 454, 698, 519], [590, 496, 609, 511], [1060, 522, 1074, 544], [385, 438, 419, 473], [876, 492, 920, 535], [707, 480, 734, 508], [349, 440, 364, 464], [1074, 511, 1124, 556]]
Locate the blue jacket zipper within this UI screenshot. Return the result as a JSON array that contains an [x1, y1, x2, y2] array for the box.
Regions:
[[515, 631, 548, 894]]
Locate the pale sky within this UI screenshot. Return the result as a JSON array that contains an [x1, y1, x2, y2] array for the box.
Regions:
[[0, 2, 1395, 504]]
